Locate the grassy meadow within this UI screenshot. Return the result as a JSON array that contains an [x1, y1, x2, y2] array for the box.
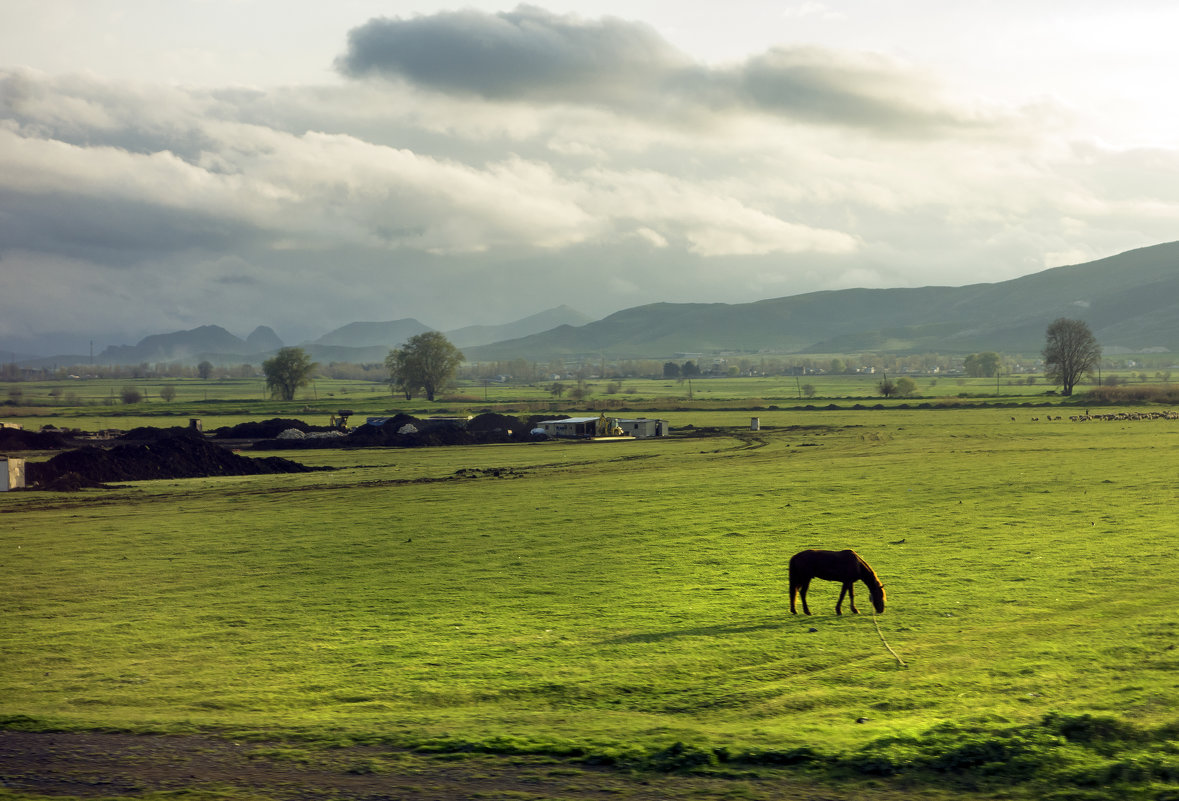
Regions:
[[2, 399, 1179, 798], [0, 371, 1105, 434]]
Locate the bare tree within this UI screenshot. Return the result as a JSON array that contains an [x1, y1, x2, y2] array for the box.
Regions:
[[1043, 318, 1101, 396]]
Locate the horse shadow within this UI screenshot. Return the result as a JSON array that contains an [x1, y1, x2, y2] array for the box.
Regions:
[[600, 621, 785, 645]]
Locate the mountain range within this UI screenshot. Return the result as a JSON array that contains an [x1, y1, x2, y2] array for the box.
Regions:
[[462, 241, 1179, 360], [8, 242, 1179, 367]]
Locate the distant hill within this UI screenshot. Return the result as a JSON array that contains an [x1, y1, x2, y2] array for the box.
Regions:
[[13, 243, 1179, 367], [97, 325, 250, 364], [445, 305, 592, 349], [245, 326, 283, 353], [463, 242, 1179, 361], [310, 319, 432, 349]]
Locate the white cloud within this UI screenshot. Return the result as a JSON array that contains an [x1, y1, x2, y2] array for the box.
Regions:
[[3, 4, 1179, 344]]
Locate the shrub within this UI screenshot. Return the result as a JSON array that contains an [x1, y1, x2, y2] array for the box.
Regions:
[[1083, 385, 1179, 404]]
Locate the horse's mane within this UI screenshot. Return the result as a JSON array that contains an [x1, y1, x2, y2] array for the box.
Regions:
[[854, 553, 883, 589]]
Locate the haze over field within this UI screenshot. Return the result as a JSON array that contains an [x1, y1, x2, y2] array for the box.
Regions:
[[3, 1, 1179, 353]]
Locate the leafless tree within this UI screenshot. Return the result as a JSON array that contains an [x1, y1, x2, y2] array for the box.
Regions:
[[1043, 318, 1101, 396]]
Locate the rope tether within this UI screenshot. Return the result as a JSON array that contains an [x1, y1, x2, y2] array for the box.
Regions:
[[873, 612, 907, 668]]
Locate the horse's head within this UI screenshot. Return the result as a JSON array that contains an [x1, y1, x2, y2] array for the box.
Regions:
[[869, 583, 886, 614]]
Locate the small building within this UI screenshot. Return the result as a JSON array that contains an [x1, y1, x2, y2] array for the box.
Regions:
[[533, 416, 613, 439], [533, 414, 626, 439], [1, 457, 25, 491], [615, 418, 670, 438], [533, 414, 669, 439]]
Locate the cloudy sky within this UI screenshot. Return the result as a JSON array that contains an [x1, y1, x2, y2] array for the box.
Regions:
[[3, 1, 1179, 352]]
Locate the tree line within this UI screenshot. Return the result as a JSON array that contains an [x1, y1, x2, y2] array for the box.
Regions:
[[256, 318, 1109, 403], [261, 332, 465, 402], [6, 319, 1109, 403]]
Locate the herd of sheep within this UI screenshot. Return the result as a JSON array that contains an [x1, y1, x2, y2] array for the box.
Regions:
[[1067, 410, 1179, 422]]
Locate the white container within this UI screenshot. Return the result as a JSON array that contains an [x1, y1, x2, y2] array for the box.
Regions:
[[1, 457, 25, 491]]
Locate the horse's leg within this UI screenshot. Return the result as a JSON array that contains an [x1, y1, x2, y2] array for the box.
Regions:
[[847, 582, 859, 614], [789, 579, 799, 614], [835, 583, 846, 615], [799, 579, 812, 615]]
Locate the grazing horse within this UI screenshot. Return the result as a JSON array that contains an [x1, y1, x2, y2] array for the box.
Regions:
[[789, 549, 885, 616]]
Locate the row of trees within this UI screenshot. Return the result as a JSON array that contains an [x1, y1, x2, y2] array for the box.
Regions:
[[874, 320, 1102, 397], [184, 319, 1112, 403], [259, 333, 466, 402]]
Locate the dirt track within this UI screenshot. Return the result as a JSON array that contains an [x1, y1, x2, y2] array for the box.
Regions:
[[0, 730, 885, 800]]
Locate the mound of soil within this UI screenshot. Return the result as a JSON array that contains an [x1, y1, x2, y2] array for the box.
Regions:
[[467, 412, 523, 434], [338, 414, 424, 446], [343, 413, 526, 448], [0, 427, 70, 450], [213, 418, 317, 439], [35, 471, 115, 492], [253, 412, 542, 450], [25, 436, 328, 488], [120, 425, 205, 441]]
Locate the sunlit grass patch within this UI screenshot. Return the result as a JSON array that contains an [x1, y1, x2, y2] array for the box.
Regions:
[[2, 407, 1178, 797]]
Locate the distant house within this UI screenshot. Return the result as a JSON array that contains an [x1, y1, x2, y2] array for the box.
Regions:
[[533, 414, 669, 439], [533, 416, 618, 439], [615, 418, 669, 438]]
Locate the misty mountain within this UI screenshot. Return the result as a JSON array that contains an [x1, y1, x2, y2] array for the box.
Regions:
[[97, 325, 253, 364], [463, 241, 1179, 360], [445, 305, 592, 348], [310, 319, 432, 349], [297, 307, 592, 364], [10, 242, 1179, 368], [245, 326, 284, 353]]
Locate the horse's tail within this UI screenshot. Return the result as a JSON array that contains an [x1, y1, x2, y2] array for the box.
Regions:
[[787, 551, 805, 587]]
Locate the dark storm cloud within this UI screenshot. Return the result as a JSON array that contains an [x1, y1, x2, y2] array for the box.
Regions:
[[728, 47, 968, 133], [0, 189, 256, 265], [337, 5, 686, 102], [338, 5, 978, 134]]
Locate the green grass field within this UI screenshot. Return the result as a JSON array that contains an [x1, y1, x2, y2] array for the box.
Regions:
[[3, 405, 1179, 798], [0, 372, 1111, 437]]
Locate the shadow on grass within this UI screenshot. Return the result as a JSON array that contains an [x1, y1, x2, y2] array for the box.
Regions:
[[601, 620, 785, 644]]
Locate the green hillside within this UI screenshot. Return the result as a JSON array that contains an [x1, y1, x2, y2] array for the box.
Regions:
[[464, 242, 1179, 360]]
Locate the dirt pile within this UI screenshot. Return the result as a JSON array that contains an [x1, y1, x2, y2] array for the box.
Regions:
[[329, 412, 533, 449], [213, 418, 320, 439], [121, 425, 205, 441], [0, 427, 70, 450], [25, 436, 328, 488], [466, 412, 523, 434], [35, 472, 115, 491]]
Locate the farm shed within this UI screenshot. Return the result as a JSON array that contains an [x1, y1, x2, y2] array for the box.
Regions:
[[615, 418, 669, 438], [533, 415, 624, 439], [1, 457, 25, 491]]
